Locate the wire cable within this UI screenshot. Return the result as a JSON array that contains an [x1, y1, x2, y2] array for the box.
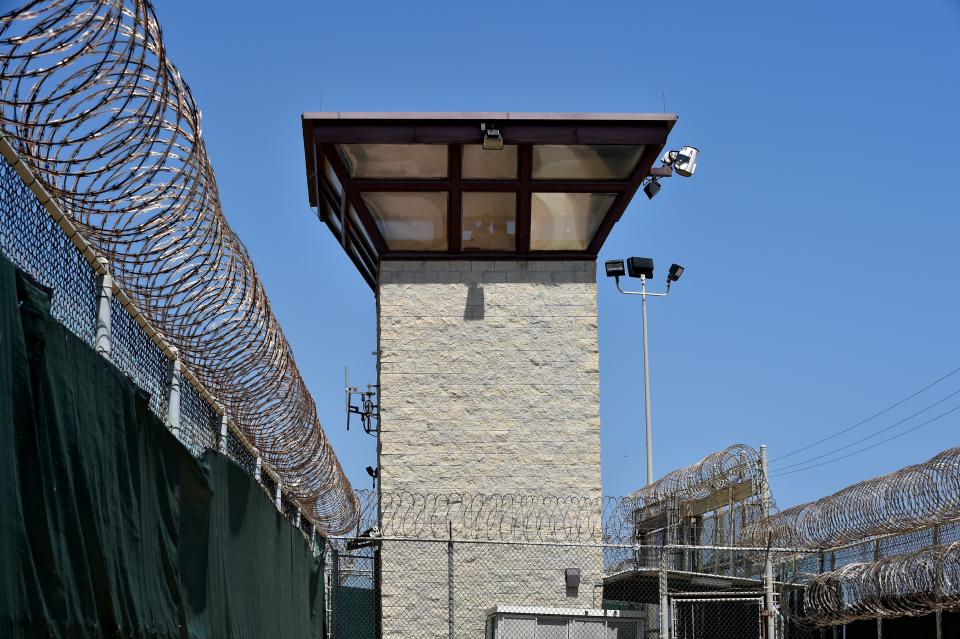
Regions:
[[770, 404, 960, 477], [771, 365, 960, 462], [770, 387, 960, 472]]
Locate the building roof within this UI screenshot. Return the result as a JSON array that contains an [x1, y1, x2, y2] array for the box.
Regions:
[[301, 112, 678, 289]]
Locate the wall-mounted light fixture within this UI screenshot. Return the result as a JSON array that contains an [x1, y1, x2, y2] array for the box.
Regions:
[[643, 177, 661, 200], [481, 122, 503, 150]]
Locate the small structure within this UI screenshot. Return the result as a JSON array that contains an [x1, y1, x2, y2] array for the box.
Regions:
[[484, 605, 645, 639], [604, 444, 770, 637]]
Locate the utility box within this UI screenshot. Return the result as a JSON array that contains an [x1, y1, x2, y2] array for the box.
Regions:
[[485, 605, 645, 639]]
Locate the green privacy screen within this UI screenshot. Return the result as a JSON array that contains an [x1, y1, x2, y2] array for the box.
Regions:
[[0, 253, 325, 638]]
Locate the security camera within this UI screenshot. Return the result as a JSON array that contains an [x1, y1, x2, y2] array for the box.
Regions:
[[662, 146, 699, 177]]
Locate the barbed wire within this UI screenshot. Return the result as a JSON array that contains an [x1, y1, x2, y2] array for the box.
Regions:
[[744, 447, 960, 550], [783, 539, 960, 626], [0, 0, 357, 533], [354, 490, 635, 543], [347, 446, 766, 543], [352, 454, 766, 545], [629, 444, 764, 518]]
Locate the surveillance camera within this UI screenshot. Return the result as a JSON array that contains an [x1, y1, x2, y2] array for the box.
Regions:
[[662, 146, 699, 177], [674, 146, 698, 177]]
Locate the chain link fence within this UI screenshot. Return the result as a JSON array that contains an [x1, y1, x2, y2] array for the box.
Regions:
[[0, 134, 322, 552], [326, 536, 815, 639]]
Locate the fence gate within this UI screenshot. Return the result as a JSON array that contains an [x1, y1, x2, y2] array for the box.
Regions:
[[330, 546, 380, 639], [671, 596, 763, 639]]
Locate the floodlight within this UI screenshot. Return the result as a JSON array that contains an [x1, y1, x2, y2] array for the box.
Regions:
[[643, 178, 661, 200], [481, 122, 504, 150], [667, 263, 685, 282], [365, 465, 378, 478], [605, 259, 626, 278], [626, 256, 654, 279], [662, 146, 699, 177]]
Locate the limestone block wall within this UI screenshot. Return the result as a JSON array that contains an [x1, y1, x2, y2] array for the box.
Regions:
[[376, 259, 602, 499], [379, 540, 606, 639], [376, 260, 604, 639]]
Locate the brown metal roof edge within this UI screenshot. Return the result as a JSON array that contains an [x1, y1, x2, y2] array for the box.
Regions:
[[302, 111, 679, 122]]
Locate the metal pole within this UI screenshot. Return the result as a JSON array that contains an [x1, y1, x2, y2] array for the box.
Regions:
[[448, 521, 455, 639], [727, 487, 735, 576], [640, 274, 654, 486], [817, 551, 826, 639], [874, 539, 882, 639], [95, 257, 113, 358], [761, 445, 776, 639], [331, 546, 340, 639], [933, 524, 943, 639], [166, 352, 182, 439], [218, 414, 228, 454], [830, 551, 838, 639], [659, 542, 670, 639]]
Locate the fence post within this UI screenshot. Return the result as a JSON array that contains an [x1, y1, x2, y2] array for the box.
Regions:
[[275, 481, 282, 511], [94, 257, 112, 357], [933, 524, 942, 639], [331, 545, 340, 639], [218, 413, 228, 454], [760, 445, 776, 639], [830, 551, 839, 639], [447, 521, 455, 639], [254, 455, 262, 482], [166, 350, 182, 439], [874, 539, 882, 639], [727, 486, 736, 576], [817, 551, 826, 639], [659, 542, 669, 639]]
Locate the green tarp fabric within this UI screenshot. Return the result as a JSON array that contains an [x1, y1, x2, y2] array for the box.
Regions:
[[335, 587, 375, 639], [0, 252, 325, 638]]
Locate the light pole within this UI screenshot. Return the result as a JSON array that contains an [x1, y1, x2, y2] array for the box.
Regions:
[[605, 258, 684, 486]]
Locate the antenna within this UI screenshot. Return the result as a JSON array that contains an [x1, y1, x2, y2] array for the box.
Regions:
[[344, 366, 353, 430], [345, 365, 379, 436]]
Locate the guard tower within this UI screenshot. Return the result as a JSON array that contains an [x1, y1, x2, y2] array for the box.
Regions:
[[302, 113, 679, 637]]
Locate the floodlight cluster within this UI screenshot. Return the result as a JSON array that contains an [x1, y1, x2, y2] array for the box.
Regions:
[[0, 0, 357, 533]]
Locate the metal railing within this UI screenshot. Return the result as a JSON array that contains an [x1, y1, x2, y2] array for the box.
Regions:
[[0, 133, 323, 550]]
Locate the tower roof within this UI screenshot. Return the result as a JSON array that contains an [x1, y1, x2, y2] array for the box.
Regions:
[[301, 112, 678, 288]]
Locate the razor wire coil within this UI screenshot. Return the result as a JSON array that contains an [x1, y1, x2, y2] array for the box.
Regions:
[[783, 539, 960, 627], [745, 447, 960, 550], [0, 0, 357, 533]]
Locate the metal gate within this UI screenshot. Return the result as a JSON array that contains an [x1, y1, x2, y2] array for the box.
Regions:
[[671, 596, 763, 639], [329, 545, 380, 639]]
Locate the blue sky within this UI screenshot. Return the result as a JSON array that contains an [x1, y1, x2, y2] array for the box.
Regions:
[[155, 0, 960, 509]]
